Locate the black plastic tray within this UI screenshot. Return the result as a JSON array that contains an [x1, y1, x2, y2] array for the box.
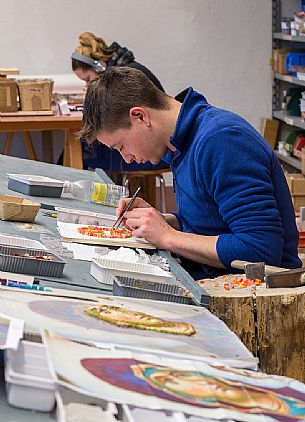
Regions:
[[0, 245, 66, 277], [8, 178, 63, 198], [112, 275, 192, 304]]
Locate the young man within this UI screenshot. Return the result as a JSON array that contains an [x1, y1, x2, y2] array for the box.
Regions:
[[81, 67, 301, 280]]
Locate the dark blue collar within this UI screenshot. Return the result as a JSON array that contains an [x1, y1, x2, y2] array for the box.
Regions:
[[163, 87, 210, 164]]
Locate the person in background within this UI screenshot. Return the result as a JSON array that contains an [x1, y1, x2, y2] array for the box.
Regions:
[[80, 67, 301, 280], [71, 32, 168, 178]]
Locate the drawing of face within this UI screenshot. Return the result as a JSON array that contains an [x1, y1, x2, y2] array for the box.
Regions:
[[81, 358, 305, 419], [149, 370, 225, 399]]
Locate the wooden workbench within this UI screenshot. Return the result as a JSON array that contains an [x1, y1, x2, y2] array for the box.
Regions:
[[0, 112, 83, 168]]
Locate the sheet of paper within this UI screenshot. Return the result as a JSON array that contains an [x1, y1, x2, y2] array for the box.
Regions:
[[43, 332, 305, 422], [62, 242, 109, 261]]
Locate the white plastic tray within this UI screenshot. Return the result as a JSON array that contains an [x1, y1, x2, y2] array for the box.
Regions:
[[56, 207, 116, 226], [0, 233, 47, 250], [122, 404, 217, 421], [91, 256, 175, 285], [5, 340, 55, 412], [56, 388, 118, 422], [8, 174, 64, 187]]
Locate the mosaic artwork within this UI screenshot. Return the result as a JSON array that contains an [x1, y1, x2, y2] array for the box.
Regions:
[[44, 332, 305, 422]]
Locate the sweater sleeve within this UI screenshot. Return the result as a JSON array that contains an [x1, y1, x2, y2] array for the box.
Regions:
[[199, 127, 285, 269]]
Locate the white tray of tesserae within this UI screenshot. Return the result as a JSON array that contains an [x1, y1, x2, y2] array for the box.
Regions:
[[0, 233, 47, 250], [57, 221, 156, 249], [90, 255, 175, 285]]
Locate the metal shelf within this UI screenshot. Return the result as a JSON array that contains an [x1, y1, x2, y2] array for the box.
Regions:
[[275, 151, 302, 171], [274, 73, 305, 87], [273, 32, 305, 42], [273, 110, 305, 130]]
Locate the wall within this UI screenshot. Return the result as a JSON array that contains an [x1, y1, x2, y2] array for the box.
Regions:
[[0, 0, 272, 161]]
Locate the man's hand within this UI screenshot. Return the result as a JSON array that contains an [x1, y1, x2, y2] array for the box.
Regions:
[[124, 207, 175, 249], [116, 197, 151, 229]]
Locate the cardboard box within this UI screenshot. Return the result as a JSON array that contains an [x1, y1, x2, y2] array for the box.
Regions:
[[285, 173, 304, 193], [17, 79, 53, 111], [261, 118, 279, 149], [0, 78, 18, 112], [287, 177, 305, 195], [292, 195, 305, 209], [273, 49, 290, 74], [0, 195, 40, 222]]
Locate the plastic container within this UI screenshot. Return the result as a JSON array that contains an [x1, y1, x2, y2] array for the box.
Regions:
[[112, 275, 192, 304], [62, 179, 128, 207], [286, 52, 305, 75], [4, 340, 55, 411], [91, 256, 175, 285], [56, 207, 116, 226], [0, 233, 47, 250], [0, 244, 66, 277], [121, 404, 207, 422], [0, 194, 40, 222], [56, 388, 117, 422], [8, 174, 64, 197]]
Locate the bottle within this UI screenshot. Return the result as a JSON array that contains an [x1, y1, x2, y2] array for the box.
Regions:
[[62, 180, 129, 207]]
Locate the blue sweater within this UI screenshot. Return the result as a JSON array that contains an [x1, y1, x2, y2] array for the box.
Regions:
[[163, 88, 301, 280]]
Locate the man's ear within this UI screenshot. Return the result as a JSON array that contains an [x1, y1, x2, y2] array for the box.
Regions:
[[130, 107, 151, 127]]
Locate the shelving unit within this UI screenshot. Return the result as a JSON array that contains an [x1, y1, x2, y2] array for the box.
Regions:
[[273, 110, 305, 129], [275, 151, 302, 170], [274, 72, 305, 87], [273, 32, 305, 42], [272, 0, 305, 172]]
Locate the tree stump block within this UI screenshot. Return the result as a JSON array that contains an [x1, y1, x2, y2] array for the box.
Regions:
[[200, 280, 305, 382]]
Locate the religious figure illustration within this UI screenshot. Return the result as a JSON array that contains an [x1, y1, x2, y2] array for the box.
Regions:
[[81, 358, 305, 420]]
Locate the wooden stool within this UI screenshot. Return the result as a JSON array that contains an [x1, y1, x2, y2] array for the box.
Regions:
[[201, 280, 305, 382], [122, 168, 171, 213]]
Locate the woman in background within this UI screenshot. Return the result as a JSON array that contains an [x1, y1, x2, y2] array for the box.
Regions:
[[71, 32, 168, 179]]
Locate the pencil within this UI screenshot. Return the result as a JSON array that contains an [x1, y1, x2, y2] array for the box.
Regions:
[[112, 186, 142, 229]]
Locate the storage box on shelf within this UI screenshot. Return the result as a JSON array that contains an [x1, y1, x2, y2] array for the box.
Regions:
[[0, 78, 18, 112], [17, 78, 54, 111], [285, 172, 305, 208]]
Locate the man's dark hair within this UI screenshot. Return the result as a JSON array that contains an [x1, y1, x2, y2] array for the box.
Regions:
[[80, 67, 170, 143]]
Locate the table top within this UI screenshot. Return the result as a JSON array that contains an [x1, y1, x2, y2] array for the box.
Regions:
[[0, 111, 82, 131], [0, 154, 113, 211], [0, 111, 82, 123], [0, 155, 256, 420]]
